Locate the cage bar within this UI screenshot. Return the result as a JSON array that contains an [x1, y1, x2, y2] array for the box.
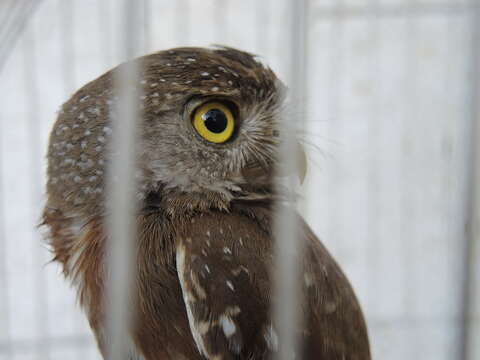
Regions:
[[272, 0, 308, 359], [104, 1, 143, 359], [0, 0, 41, 73], [461, 4, 480, 360]]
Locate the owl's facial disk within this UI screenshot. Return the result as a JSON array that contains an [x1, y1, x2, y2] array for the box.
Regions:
[[46, 47, 295, 215], [138, 47, 288, 200]]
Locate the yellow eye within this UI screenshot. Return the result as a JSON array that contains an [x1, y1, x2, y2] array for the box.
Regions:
[[192, 102, 235, 143]]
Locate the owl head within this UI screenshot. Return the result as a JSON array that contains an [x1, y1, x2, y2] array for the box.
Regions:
[[46, 47, 302, 217]]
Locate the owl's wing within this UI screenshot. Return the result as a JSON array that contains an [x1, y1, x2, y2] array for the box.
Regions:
[[175, 211, 273, 359], [175, 206, 370, 360]]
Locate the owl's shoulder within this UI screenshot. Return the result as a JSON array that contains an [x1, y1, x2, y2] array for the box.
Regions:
[[173, 204, 371, 359]]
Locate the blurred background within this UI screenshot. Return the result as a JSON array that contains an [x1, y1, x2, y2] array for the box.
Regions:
[[1, 0, 479, 359]]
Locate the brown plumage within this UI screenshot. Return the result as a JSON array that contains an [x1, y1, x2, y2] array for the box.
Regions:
[[42, 47, 370, 359]]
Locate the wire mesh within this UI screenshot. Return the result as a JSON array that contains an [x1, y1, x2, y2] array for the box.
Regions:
[[0, 1, 479, 359]]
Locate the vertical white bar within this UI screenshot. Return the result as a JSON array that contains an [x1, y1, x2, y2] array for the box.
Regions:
[[324, 0, 344, 247], [175, 0, 190, 45], [143, 0, 152, 54], [255, 0, 270, 55], [105, 1, 142, 359], [0, 2, 35, 356], [273, 0, 308, 359], [0, 86, 11, 359], [0, 0, 40, 72], [402, 2, 419, 353], [462, 5, 480, 360], [23, 20, 50, 360], [59, 0, 75, 96], [365, 0, 380, 327], [213, 0, 228, 43], [98, 0, 113, 68]]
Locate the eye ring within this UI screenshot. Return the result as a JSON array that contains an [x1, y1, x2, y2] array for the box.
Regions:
[[192, 102, 235, 144]]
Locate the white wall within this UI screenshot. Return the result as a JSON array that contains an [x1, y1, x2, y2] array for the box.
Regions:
[[0, 0, 478, 359]]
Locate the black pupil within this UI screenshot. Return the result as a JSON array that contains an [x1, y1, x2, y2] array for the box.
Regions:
[[202, 109, 228, 133]]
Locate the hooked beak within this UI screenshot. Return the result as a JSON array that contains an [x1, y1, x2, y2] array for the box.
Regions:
[[241, 141, 307, 185], [276, 141, 307, 184], [296, 142, 307, 184]]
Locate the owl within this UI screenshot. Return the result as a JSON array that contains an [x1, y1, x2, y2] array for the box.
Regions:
[[42, 47, 370, 359]]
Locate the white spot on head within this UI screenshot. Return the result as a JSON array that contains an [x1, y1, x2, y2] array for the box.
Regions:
[[220, 315, 236, 338], [204, 264, 211, 274], [226, 280, 235, 291]]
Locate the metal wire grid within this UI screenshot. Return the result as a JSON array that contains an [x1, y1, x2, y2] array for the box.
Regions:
[[0, 0, 479, 359]]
